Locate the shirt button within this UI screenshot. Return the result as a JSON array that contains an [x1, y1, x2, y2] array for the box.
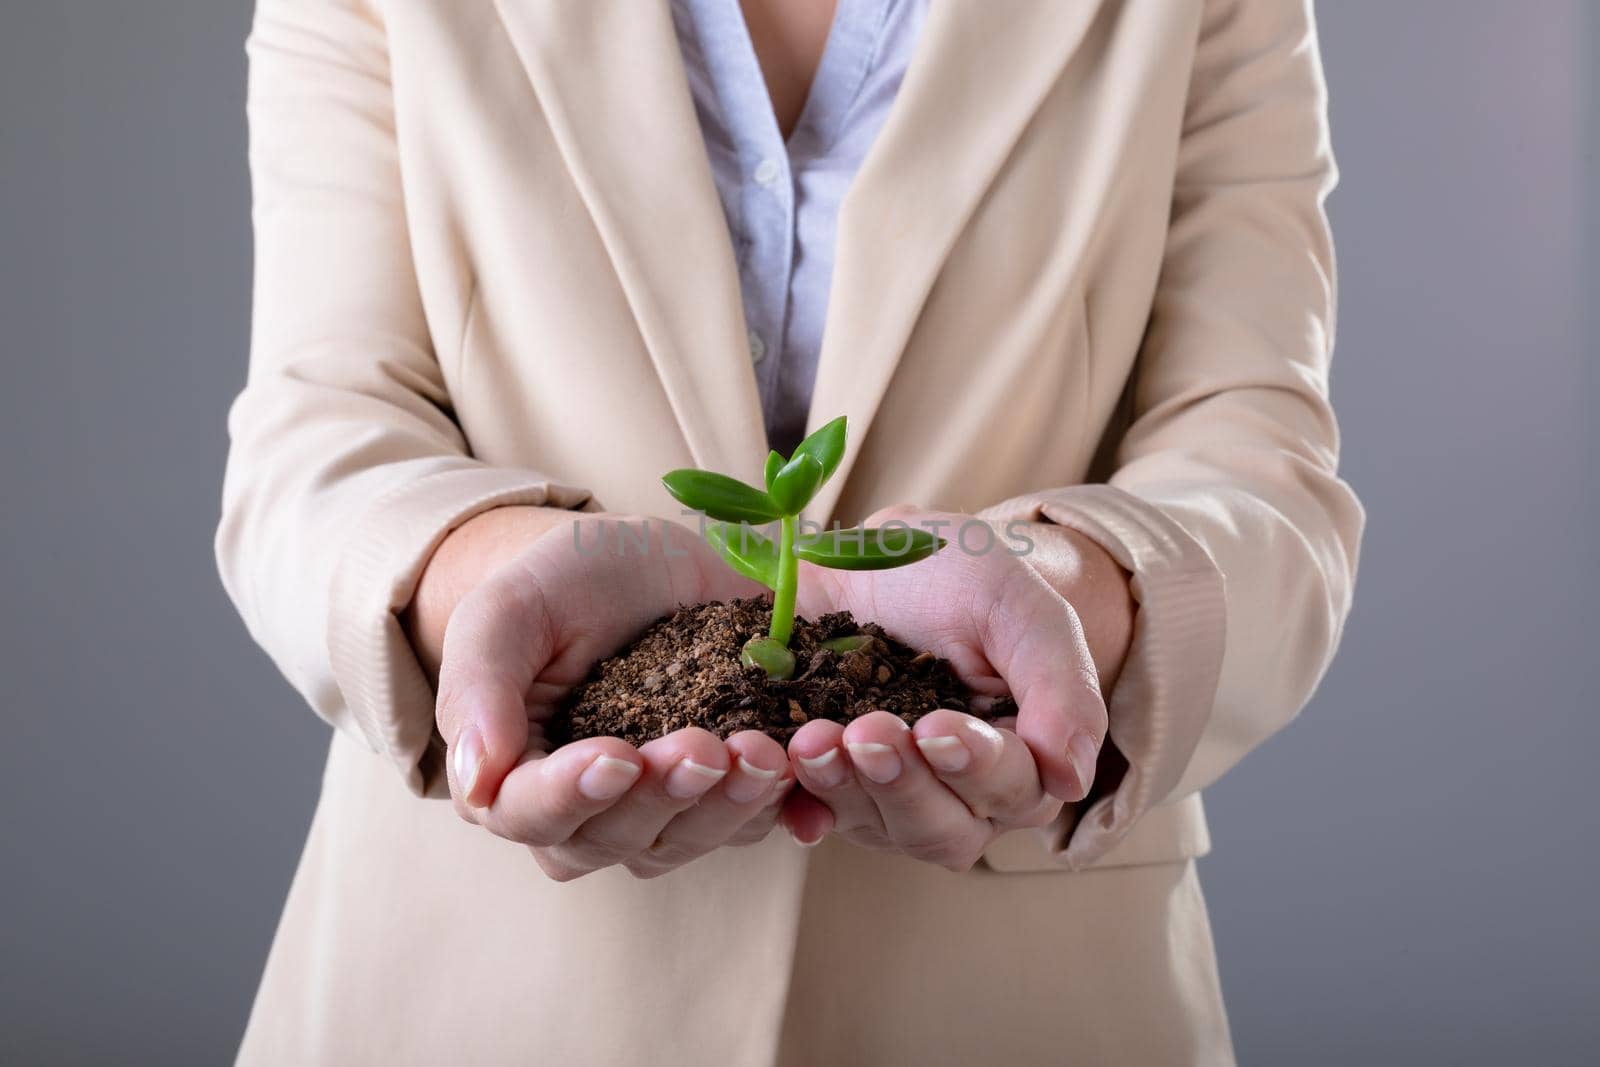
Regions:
[[747, 330, 767, 364], [753, 159, 781, 187]]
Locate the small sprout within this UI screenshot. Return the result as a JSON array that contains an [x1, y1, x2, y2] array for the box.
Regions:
[[662, 415, 946, 680], [740, 637, 796, 680]]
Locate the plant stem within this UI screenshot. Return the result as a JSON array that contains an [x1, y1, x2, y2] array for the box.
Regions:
[[769, 514, 798, 646]]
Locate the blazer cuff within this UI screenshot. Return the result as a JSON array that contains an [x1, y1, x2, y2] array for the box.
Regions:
[[327, 465, 595, 796], [979, 484, 1226, 869]]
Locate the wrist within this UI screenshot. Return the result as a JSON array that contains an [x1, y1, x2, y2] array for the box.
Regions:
[[1020, 522, 1136, 691], [404, 504, 579, 679]]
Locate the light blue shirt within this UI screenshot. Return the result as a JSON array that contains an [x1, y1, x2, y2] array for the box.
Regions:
[[669, 0, 928, 454]]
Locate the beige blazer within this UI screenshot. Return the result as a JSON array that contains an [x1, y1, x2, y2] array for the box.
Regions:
[[219, 0, 1362, 1063]]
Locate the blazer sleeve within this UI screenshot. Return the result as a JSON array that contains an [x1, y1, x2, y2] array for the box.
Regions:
[[217, 0, 593, 794], [981, 0, 1365, 867]]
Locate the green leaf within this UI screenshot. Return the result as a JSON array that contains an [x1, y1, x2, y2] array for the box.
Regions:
[[704, 522, 780, 589], [820, 634, 874, 653], [791, 415, 847, 486], [794, 525, 945, 570], [768, 453, 824, 514], [662, 469, 782, 524], [762, 450, 785, 490]]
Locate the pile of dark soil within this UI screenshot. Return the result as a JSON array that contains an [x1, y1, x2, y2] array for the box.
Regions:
[[548, 597, 1010, 747]]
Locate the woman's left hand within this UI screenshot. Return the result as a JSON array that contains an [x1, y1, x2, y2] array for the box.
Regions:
[[779, 507, 1128, 870]]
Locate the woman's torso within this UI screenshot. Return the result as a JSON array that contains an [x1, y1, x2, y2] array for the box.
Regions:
[[239, 2, 1235, 1062]]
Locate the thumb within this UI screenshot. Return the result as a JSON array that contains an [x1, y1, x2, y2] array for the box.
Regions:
[[435, 570, 555, 808], [978, 570, 1109, 803]]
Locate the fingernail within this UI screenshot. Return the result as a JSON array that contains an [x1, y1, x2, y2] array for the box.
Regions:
[[966, 717, 1003, 747], [725, 755, 780, 804], [453, 727, 485, 804], [665, 758, 727, 800], [916, 735, 971, 773], [846, 742, 903, 784], [789, 825, 824, 848], [1068, 731, 1101, 796], [578, 755, 642, 800], [799, 747, 849, 789]]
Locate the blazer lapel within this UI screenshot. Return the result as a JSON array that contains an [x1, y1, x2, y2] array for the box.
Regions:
[[490, 0, 769, 480], [803, 1, 1106, 525]]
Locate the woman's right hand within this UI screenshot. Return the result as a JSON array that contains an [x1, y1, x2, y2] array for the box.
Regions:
[[420, 511, 796, 881]]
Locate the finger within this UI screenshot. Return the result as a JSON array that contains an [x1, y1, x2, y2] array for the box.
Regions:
[[911, 710, 1060, 829], [724, 796, 788, 847], [788, 718, 887, 845], [979, 567, 1109, 803], [778, 788, 835, 847], [862, 503, 924, 528], [840, 711, 990, 871], [435, 570, 556, 808], [627, 733, 793, 876], [548, 728, 730, 872], [477, 737, 644, 846]]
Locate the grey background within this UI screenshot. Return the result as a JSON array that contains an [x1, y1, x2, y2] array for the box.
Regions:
[[1, 2, 1594, 1064]]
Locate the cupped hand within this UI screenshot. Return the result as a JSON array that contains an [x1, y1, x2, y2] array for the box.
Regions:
[[434, 514, 796, 881], [780, 507, 1110, 870]]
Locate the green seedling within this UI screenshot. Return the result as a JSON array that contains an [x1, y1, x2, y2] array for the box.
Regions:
[[662, 415, 944, 680]]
